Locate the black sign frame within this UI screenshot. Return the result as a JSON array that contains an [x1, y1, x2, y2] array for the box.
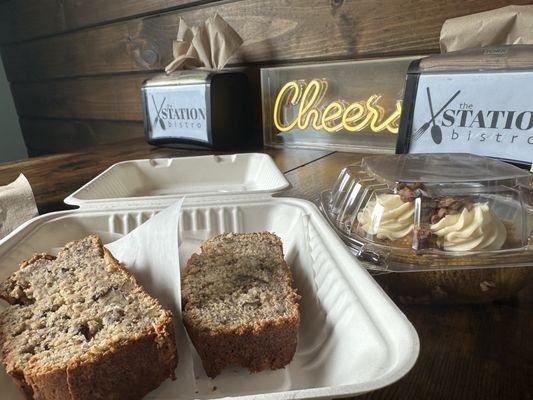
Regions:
[[396, 59, 532, 170]]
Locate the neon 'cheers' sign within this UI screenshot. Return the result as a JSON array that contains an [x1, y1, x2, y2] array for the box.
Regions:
[[273, 79, 402, 134]]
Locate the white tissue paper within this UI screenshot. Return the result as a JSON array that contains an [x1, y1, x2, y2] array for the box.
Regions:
[[105, 199, 198, 398]]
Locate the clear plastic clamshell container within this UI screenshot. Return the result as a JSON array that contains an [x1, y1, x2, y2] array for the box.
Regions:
[[320, 153, 533, 304], [0, 153, 419, 400]]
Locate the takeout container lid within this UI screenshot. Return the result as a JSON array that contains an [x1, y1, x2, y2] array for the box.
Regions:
[[65, 153, 290, 209], [1, 153, 420, 399], [320, 153, 533, 273]]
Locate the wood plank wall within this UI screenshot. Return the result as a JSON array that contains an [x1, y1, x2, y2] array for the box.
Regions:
[[0, 0, 530, 156]]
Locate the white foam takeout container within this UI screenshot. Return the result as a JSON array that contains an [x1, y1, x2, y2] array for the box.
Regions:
[[0, 153, 419, 399]]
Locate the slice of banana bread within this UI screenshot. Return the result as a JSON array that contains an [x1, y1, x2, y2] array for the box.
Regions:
[[182, 232, 300, 378], [0, 235, 178, 400]]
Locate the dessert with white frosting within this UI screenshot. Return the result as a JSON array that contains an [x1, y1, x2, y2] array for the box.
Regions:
[[325, 153, 533, 304], [357, 188, 511, 253], [354, 189, 530, 304], [430, 202, 507, 252], [357, 194, 415, 241]]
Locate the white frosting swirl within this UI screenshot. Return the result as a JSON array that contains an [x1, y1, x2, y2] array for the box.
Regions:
[[357, 194, 415, 240], [430, 202, 507, 251]]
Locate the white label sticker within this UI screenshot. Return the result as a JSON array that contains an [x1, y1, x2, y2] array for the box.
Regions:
[[146, 85, 208, 142], [409, 72, 533, 164]]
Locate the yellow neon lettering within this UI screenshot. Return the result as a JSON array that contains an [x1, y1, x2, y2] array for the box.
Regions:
[[272, 79, 402, 134], [342, 101, 369, 132], [322, 101, 344, 132], [273, 81, 299, 132], [297, 79, 323, 129], [311, 79, 330, 130], [366, 95, 402, 133], [386, 101, 402, 133]]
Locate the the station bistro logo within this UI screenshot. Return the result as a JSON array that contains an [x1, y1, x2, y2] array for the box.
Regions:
[[272, 79, 402, 134], [151, 95, 206, 131], [414, 88, 533, 146]]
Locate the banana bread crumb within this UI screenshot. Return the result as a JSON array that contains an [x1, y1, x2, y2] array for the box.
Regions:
[[0, 235, 178, 400], [182, 232, 300, 378]]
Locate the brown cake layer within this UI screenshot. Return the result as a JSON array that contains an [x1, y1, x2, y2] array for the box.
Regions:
[[182, 232, 300, 378], [0, 235, 178, 399], [357, 223, 532, 303]]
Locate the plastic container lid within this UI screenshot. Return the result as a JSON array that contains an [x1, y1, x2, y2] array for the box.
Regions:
[[320, 153, 533, 272], [362, 153, 532, 183]]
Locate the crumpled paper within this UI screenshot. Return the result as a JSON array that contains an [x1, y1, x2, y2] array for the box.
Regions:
[[441, 5, 533, 52], [165, 14, 243, 73], [0, 174, 38, 240], [105, 200, 184, 314]]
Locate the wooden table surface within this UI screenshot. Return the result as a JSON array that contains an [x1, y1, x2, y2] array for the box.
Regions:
[[0, 138, 531, 400]]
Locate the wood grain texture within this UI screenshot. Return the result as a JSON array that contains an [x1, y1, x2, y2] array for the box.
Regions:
[[281, 151, 362, 202], [0, 0, 64, 45], [20, 119, 145, 156], [3, 0, 530, 82], [11, 74, 153, 120], [11, 65, 263, 155], [361, 303, 533, 400], [3, 0, 528, 154], [11, 68, 262, 135], [0, 138, 330, 213], [0, 0, 220, 44]]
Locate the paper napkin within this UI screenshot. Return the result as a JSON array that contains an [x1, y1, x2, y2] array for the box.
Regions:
[[165, 14, 243, 73], [441, 5, 533, 52], [0, 174, 38, 240]]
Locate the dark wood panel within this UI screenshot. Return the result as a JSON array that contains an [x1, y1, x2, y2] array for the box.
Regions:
[[282, 151, 363, 201], [0, 0, 220, 44], [363, 303, 533, 400], [0, 138, 330, 212], [11, 74, 153, 120], [0, 0, 64, 45], [3, 0, 529, 82], [11, 68, 262, 132], [20, 119, 145, 156]]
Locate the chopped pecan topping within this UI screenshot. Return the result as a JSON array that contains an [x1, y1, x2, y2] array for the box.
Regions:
[[431, 197, 474, 223], [437, 197, 473, 211], [413, 227, 438, 250], [398, 182, 423, 203], [398, 182, 422, 191], [399, 187, 417, 202]]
